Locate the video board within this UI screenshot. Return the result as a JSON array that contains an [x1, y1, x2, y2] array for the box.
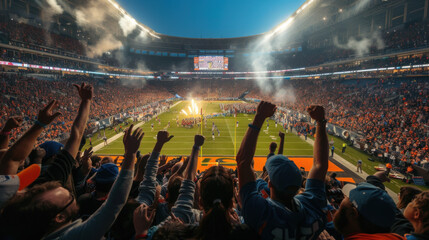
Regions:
[[194, 56, 228, 71]]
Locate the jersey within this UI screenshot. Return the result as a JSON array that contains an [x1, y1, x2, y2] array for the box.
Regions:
[[240, 179, 327, 240]]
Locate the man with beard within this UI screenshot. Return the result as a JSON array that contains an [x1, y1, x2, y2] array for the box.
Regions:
[[0, 125, 144, 240], [333, 182, 405, 240]]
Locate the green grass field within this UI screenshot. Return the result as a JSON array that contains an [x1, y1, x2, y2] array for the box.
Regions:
[[319, 135, 429, 193], [92, 100, 313, 156]]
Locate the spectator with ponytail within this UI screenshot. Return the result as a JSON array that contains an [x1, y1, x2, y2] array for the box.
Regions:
[[196, 165, 248, 240], [140, 135, 257, 240]]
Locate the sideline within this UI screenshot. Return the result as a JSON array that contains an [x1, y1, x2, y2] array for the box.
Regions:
[[298, 135, 399, 202], [93, 101, 182, 153]]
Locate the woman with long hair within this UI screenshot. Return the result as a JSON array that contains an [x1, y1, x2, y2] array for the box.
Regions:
[[135, 135, 257, 240]]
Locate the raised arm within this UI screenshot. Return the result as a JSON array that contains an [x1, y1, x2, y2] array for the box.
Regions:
[[134, 154, 150, 182], [171, 135, 204, 223], [184, 135, 204, 181], [137, 131, 173, 205], [64, 83, 93, 159], [307, 105, 329, 181], [278, 131, 285, 155], [236, 101, 276, 189], [122, 125, 144, 170], [157, 155, 180, 175], [169, 156, 189, 180], [0, 101, 61, 175], [0, 117, 23, 152], [64, 124, 143, 240]]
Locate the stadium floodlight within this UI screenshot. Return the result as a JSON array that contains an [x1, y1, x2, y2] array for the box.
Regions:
[[267, 0, 314, 38], [107, 0, 160, 39]]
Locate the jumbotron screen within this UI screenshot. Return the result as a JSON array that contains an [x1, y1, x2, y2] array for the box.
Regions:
[[194, 56, 228, 71]]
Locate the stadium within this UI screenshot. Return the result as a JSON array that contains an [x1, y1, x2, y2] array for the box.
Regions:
[[0, 0, 429, 239]]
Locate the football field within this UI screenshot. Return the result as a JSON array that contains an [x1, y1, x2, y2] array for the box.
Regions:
[[91, 100, 356, 182], [95, 100, 314, 157]]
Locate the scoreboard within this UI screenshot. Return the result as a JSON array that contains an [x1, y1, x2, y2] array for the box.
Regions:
[[194, 56, 228, 71]]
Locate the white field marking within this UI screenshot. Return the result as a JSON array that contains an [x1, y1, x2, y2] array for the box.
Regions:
[[94, 101, 183, 153], [171, 101, 183, 108], [224, 117, 236, 147]]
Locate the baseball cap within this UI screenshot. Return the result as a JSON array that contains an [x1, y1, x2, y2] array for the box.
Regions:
[[0, 164, 42, 207], [265, 155, 302, 192], [342, 182, 397, 228], [94, 163, 119, 184], [39, 141, 64, 161]]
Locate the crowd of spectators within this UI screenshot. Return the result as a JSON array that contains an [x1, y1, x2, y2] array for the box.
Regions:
[[220, 103, 257, 114], [0, 73, 172, 144], [2, 17, 429, 84], [248, 78, 429, 169], [303, 21, 429, 68], [5, 73, 421, 169], [165, 79, 247, 99], [0, 19, 85, 55], [1, 98, 428, 240], [0, 47, 94, 71]]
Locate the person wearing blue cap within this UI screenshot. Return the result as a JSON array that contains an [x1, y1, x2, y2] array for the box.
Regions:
[[78, 163, 119, 219], [333, 182, 405, 239], [236, 101, 329, 240]]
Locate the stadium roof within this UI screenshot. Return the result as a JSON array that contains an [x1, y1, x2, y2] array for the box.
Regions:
[[112, 0, 308, 39]]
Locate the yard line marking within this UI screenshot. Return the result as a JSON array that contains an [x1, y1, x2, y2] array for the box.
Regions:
[[224, 117, 235, 149]]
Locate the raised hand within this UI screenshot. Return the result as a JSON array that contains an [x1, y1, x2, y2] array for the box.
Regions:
[[3, 116, 23, 132], [32, 147, 46, 164], [157, 131, 174, 145], [133, 204, 156, 236], [81, 147, 93, 176], [256, 101, 277, 119], [168, 157, 181, 167], [279, 131, 285, 139], [159, 155, 168, 166], [38, 100, 62, 125], [307, 105, 325, 122], [73, 82, 93, 101], [82, 147, 93, 163], [134, 153, 150, 181], [194, 135, 205, 147], [123, 124, 144, 155]]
